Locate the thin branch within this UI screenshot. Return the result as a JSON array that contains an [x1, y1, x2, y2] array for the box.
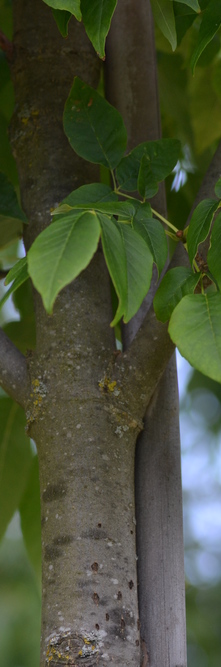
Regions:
[[0, 329, 28, 409]]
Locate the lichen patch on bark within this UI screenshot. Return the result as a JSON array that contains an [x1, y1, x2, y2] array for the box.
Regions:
[[45, 629, 108, 665]]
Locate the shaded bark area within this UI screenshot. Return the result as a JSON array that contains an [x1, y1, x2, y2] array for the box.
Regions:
[[106, 2, 187, 666], [136, 356, 186, 667]]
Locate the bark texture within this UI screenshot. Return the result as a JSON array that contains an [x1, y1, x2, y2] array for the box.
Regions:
[[10, 2, 141, 664]]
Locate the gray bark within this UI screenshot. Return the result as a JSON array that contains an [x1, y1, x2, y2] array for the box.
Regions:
[[106, 3, 187, 666]]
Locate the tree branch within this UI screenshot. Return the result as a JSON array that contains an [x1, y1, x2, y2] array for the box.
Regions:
[[0, 329, 28, 409]]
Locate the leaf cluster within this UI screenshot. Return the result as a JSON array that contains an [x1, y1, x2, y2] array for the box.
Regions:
[[1, 70, 221, 382]]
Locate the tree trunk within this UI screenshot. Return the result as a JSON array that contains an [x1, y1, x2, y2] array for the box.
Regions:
[[106, 3, 187, 666], [9, 0, 186, 665]]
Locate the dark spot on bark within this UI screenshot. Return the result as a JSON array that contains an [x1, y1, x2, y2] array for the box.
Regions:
[[117, 591, 122, 600], [53, 534, 73, 546], [43, 482, 67, 502], [44, 544, 61, 560], [136, 639, 140, 646], [106, 613, 109, 621], [41, 516, 46, 526], [130, 529, 133, 534], [91, 562, 99, 572], [92, 592, 99, 604], [129, 580, 134, 589], [95, 623, 99, 630], [141, 638, 149, 666], [97, 522, 102, 528], [110, 607, 135, 635], [48, 578, 56, 585], [137, 619, 141, 630]]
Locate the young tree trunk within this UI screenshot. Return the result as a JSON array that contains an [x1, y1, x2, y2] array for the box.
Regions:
[[6, 1, 185, 665], [106, 3, 187, 665]]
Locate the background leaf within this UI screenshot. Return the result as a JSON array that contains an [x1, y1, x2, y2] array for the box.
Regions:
[[81, 0, 117, 59], [169, 293, 221, 383], [3, 279, 36, 353], [52, 8, 71, 36], [191, 0, 221, 72], [150, 0, 177, 50], [63, 77, 127, 169], [172, 0, 200, 10], [187, 199, 219, 265], [116, 138, 180, 193], [0, 173, 27, 248], [99, 214, 153, 325], [133, 211, 168, 275], [214, 177, 221, 199], [0, 257, 29, 310], [28, 211, 100, 313], [137, 154, 158, 199], [63, 183, 118, 206], [42, 0, 81, 21], [153, 267, 200, 322], [0, 398, 33, 541]]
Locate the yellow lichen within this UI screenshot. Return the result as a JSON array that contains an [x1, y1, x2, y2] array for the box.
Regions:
[[98, 375, 120, 395]]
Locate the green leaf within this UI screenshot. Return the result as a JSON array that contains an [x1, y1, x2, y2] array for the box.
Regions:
[[99, 214, 153, 325], [174, 3, 197, 45], [191, 0, 221, 72], [57, 200, 136, 220], [153, 267, 200, 322], [207, 212, 221, 290], [150, 0, 177, 50], [63, 77, 127, 169], [187, 198, 220, 265], [133, 207, 168, 276], [81, 0, 117, 59], [214, 177, 221, 198], [28, 211, 100, 313], [0, 173, 27, 248], [116, 139, 180, 194], [168, 293, 221, 383], [63, 183, 118, 206], [19, 455, 41, 581], [0, 398, 33, 541], [172, 0, 200, 10], [52, 183, 118, 216], [0, 257, 29, 310], [138, 154, 158, 199], [42, 0, 81, 21], [52, 8, 71, 36]]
